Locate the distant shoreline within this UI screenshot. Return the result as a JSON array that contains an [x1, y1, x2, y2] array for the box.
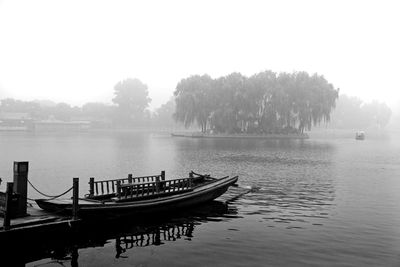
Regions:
[[171, 132, 309, 139]]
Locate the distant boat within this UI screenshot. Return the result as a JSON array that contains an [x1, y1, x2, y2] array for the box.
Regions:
[[355, 131, 365, 140]]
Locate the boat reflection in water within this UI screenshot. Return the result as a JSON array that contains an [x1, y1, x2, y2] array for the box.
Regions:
[[5, 200, 239, 266], [114, 221, 195, 258]]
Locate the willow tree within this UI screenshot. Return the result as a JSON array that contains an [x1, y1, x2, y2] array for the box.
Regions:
[[173, 75, 214, 133], [308, 74, 339, 129], [246, 70, 277, 131], [210, 73, 248, 133]]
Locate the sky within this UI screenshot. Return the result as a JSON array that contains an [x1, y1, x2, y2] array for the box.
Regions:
[[0, 0, 399, 111]]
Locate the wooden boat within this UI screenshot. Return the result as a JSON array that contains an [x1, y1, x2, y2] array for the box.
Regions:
[[35, 172, 238, 218]]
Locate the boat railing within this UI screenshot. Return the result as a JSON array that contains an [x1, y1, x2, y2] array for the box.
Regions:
[[88, 171, 165, 198], [115, 177, 193, 201]]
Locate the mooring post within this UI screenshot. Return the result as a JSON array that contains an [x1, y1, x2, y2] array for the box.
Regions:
[[89, 177, 94, 196], [128, 174, 133, 184], [13, 161, 29, 217], [72, 178, 79, 220], [3, 182, 14, 230], [161, 171, 165, 181]]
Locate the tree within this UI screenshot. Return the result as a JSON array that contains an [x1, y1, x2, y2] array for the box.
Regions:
[[328, 95, 392, 129], [82, 102, 114, 120], [246, 70, 277, 133], [0, 98, 41, 119], [0, 98, 40, 114], [361, 100, 392, 129], [173, 75, 214, 133], [112, 78, 151, 126], [51, 102, 74, 121], [153, 97, 176, 128]]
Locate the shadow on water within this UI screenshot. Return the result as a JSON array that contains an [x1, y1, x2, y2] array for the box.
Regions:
[[1, 200, 239, 266]]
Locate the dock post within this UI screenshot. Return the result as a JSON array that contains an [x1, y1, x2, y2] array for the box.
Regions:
[[161, 171, 165, 181], [89, 177, 94, 196], [72, 178, 79, 220], [13, 161, 29, 217], [3, 182, 14, 230], [128, 174, 133, 184]]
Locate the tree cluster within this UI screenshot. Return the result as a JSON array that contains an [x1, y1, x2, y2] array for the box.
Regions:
[[0, 98, 110, 122], [329, 95, 392, 129], [174, 71, 339, 134], [0, 78, 153, 128], [0, 78, 179, 129]]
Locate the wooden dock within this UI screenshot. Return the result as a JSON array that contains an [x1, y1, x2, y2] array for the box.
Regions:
[[0, 206, 81, 267], [0, 204, 74, 232], [0, 162, 80, 242]]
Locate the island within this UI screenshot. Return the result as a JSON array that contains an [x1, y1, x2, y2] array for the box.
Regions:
[[173, 71, 339, 138]]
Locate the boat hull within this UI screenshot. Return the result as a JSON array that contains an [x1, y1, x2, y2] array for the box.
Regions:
[[36, 176, 238, 218]]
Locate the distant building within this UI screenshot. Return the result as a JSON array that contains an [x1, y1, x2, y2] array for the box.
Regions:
[[0, 112, 33, 131], [34, 120, 91, 132]]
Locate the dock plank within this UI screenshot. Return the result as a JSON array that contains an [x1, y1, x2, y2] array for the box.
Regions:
[[1, 204, 67, 230]]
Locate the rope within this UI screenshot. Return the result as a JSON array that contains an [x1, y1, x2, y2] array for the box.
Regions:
[[28, 179, 73, 199]]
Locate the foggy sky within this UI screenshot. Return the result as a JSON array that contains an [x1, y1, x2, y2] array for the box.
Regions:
[[0, 0, 399, 110]]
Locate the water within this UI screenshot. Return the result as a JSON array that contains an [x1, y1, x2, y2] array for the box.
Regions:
[[1, 131, 400, 266]]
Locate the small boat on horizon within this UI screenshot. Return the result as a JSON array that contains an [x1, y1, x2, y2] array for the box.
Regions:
[[355, 131, 365, 140], [35, 172, 238, 218]]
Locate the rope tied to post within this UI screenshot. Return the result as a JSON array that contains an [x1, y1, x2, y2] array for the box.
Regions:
[[27, 179, 73, 199]]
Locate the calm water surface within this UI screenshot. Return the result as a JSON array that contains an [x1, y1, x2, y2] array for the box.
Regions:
[[0, 131, 399, 266]]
